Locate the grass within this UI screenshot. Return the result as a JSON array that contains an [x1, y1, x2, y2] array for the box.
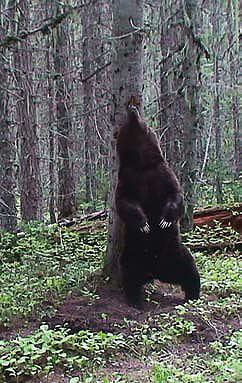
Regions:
[[0, 221, 241, 383]]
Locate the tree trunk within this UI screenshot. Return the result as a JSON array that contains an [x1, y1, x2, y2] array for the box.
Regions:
[[212, 4, 223, 204], [227, 0, 240, 180], [14, 0, 42, 222], [159, 0, 181, 169], [54, 7, 76, 219], [104, 0, 144, 285], [180, 0, 202, 230], [82, 1, 112, 209], [0, 0, 17, 231], [94, 1, 112, 197], [82, 5, 98, 208], [45, 6, 56, 223], [159, 0, 204, 230]]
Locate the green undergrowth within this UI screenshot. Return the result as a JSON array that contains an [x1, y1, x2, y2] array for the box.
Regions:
[[0, 325, 125, 382], [0, 223, 107, 326], [150, 328, 241, 383], [0, 221, 241, 382], [197, 182, 241, 206], [182, 221, 240, 249]]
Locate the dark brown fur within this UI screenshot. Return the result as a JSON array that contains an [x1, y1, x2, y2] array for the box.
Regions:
[[115, 104, 200, 309]]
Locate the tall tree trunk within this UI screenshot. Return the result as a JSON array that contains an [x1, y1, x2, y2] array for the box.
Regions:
[[0, 0, 17, 231], [82, 5, 98, 208], [104, 0, 144, 285], [54, 7, 76, 219], [159, 0, 180, 169], [233, 0, 241, 179], [82, 1, 112, 209], [227, 0, 240, 180], [180, 0, 202, 229], [212, 3, 223, 204], [159, 0, 204, 230], [94, 1, 112, 198], [14, 0, 42, 222], [45, 7, 56, 223]]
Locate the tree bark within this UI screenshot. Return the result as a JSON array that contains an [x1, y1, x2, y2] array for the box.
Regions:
[[0, 0, 17, 231], [82, 5, 98, 207], [94, 1, 112, 193], [180, 0, 202, 229], [54, 7, 76, 219], [45, 3, 56, 223], [14, 0, 43, 222], [159, 0, 181, 169], [159, 0, 204, 230], [104, 0, 144, 286], [212, 3, 223, 205], [227, 0, 240, 180]]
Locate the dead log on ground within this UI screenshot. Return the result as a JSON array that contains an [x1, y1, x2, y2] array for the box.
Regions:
[[193, 204, 242, 233]]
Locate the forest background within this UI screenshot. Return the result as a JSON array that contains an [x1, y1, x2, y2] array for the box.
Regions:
[[0, 1, 241, 382], [0, 0, 240, 232]]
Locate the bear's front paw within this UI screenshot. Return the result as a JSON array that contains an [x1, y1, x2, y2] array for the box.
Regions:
[[159, 218, 172, 229], [140, 222, 150, 234]]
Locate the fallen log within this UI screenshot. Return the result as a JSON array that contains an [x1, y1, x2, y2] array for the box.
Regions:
[[58, 209, 107, 227], [56, 206, 241, 251], [58, 205, 242, 234], [193, 204, 242, 233]]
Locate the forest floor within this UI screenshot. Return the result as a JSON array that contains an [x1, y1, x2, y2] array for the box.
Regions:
[[0, 218, 241, 383], [44, 283, 240, 380], [3, 280, 241, 383], [44, 283, 184, 335]]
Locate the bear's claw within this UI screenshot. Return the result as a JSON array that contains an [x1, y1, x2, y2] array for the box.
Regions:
[[140, 222, 150, 234], [159, 218, 172, 229]]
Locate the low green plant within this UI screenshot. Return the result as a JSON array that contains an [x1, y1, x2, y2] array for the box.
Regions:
[[151, 330, 241, 382], [175, 293, 241, 320], [152, 362, 206, 383], [0, 220, 240, 382], [197, 180, 241, 206], [197, 252, 240, 295], [182, 221, 240, 250], [0, 231, 20, 263], [124, 312, 197, 355], [0, 325, 125, 381], [0, 224, 106, 326]]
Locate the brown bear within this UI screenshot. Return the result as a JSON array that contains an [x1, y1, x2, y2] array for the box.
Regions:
[[115, 99, 200, 309]]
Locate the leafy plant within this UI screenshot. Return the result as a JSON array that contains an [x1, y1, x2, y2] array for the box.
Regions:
[[151, 330, 241, 382], [0, 220, 240, 382], [0, 325, 125, 381], [0, 224, 106, 326], [182, 221, 240, 250]]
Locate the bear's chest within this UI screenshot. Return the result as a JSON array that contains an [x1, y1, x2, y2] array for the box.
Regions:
[[140, 172, 167, 216]]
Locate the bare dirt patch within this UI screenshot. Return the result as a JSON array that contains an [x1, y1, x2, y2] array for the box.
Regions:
[[44, 282, 184, 334], [39, 281, 240, 382], [2, 280, 240, 383], [43, 281, 240, 346]]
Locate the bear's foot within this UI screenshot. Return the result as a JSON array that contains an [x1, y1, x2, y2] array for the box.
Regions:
[[182, 278, 200, 302], [123, 287, 144, 310], [127, 299, 143, 310]]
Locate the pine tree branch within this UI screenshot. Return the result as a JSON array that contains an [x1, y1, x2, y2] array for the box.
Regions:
[[0, 2, 93, 48]]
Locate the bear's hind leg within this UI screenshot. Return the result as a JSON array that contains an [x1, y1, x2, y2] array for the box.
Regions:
[[156, 244, 200, 302], [178, 245, 200, 301], [123, 272, 144, 309], [180, 272, 200, 302]]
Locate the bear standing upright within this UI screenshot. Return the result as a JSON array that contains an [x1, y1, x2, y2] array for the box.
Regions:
[[115, 98, 200, 309]]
